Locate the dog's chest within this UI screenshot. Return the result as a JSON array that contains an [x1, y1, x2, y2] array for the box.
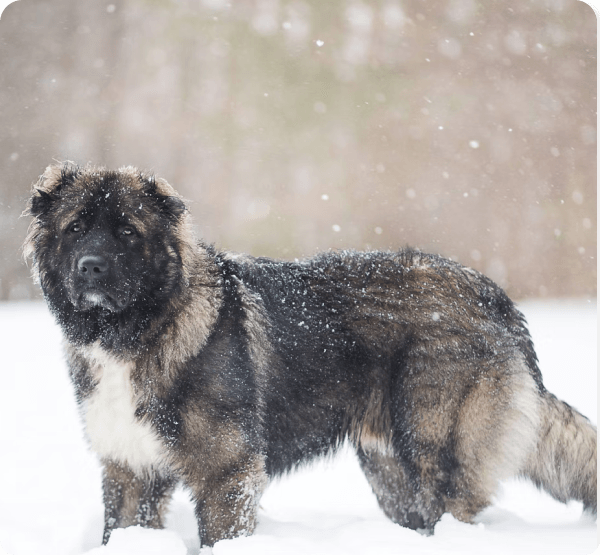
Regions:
[[83, 349, 166, 471]]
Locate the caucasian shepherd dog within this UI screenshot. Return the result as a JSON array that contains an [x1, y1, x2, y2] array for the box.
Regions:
[[24, 163, 596, 547]]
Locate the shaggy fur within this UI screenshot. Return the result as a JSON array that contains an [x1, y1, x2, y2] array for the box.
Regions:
[[24, 163, 597, 547]]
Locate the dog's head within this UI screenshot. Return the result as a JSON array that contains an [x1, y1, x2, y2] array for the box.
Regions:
[[24, 163, 192, 325]]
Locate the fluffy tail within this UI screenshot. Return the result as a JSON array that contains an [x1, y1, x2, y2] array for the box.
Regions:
[[521, 391, 597, 514]]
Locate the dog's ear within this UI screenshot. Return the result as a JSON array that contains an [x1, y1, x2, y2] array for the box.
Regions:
[[141, 174, 187, 221], [25, 162, 81, 217], [42, 162, 80, 195], [158, 194, 187, 220], [26, 187, 55, 217]]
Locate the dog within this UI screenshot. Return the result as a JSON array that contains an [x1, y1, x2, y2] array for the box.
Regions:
[[23, 162, 597, 547]]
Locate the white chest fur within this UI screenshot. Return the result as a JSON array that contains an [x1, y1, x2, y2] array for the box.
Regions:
[[83, 346, 166, 472]]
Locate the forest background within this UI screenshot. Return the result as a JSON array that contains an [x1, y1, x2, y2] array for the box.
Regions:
[[0, 0, 596, 301]]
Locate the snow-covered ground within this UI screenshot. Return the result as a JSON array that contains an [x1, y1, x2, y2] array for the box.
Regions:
[[0, 299, 596, 555]]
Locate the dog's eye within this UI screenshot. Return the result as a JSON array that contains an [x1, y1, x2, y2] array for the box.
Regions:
[[68, 222, 82, 233], [120, 226, 136, 237]]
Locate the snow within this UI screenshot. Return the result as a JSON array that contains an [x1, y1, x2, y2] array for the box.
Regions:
[[0, 299, 596, 555], [84, 528, 187, 555]]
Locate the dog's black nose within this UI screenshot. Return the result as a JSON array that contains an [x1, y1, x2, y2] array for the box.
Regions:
[[78, 255, 109, 279]]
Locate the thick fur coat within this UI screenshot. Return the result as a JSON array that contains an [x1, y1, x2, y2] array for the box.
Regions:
[[24, 163, 597, 547]]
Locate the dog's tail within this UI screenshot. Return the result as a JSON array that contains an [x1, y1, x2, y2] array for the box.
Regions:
[[521, 391, 597, 514]]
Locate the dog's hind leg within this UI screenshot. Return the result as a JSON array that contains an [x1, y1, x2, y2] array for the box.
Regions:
[[442, 368, 544, 523], [357, 357, 543, 533], [357, 447, 445, 534], [101, 459, 177, 544]]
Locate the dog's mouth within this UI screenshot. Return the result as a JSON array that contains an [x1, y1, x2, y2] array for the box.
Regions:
[[76, 289, 130, 312]]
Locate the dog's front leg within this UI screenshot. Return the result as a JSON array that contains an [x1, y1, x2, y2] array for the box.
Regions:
[[189, 454, 268, 548], [101, 459, 177, 545]]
